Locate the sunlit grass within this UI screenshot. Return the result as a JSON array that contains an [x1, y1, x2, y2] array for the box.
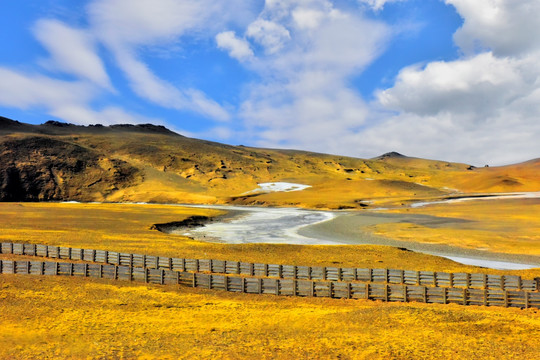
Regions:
[[1, 275, 539, 360], [371, 198, 540, 256]]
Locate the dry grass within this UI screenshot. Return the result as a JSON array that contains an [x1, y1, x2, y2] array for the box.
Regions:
[[370, 198, 540, 256], [1, 275, 539, 360], [1, 202, 538, 277], [2, 202, 540, 359]]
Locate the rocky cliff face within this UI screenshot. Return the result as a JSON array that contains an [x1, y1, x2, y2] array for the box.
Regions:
[[0, 136, 139, 201]]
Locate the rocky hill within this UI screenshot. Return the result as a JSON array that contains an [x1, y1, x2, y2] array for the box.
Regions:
[[1, 116, 538, 209]]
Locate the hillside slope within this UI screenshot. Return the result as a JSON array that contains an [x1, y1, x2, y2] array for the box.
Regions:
[[1, 116, 538, 209]]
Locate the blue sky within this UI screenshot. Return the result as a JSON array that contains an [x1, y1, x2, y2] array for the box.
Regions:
[[1, 0, 539, 166]]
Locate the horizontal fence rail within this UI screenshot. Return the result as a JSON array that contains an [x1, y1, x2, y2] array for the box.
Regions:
[[1, 259, 538, 309], [2, 242, 539, 293]]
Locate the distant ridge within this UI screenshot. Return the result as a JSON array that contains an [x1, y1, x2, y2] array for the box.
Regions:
[[373, 152, 406, 160], [1, 115, 539, 207], [0, 116, 178, 136]]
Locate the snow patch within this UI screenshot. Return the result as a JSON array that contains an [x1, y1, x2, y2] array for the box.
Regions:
[[244, 182, 311, 194]]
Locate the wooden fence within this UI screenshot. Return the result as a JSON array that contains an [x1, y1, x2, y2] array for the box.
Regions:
[[2, 242, 539, 293], [1, 259, 539, 309]]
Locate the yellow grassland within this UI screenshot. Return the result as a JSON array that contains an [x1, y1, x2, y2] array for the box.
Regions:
[[1, 202, 540, 359], [1, 202, 539, 277], [370, 198, 540, 256], [1, 275, 540, 360]]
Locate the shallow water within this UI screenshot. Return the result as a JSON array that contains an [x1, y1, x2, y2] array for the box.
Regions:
[[180, 193, 540, 270], [181, 205, 337, 245]]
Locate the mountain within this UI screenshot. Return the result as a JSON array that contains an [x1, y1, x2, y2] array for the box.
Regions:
[[1, 116, 539, 209]]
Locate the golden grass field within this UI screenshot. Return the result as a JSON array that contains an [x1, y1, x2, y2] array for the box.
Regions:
[[1, 275, 539, 360], [1, 202, 540, 359], [370, 198, 540, 256]]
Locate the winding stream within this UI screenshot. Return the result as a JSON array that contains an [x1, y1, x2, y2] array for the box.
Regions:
[[180, 193, 540, 270]]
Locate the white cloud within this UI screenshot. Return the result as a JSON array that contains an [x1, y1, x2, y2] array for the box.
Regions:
[[358, 0, 406, 11], [216, 31, 253, 61], [448, 0, 540, 56], [365, 0, 540, 165], [0, 67, 155, 126], [378, 52, 538, 117], [246, 19, 290, 54], [33, 19, 112, 89], [87, 0, 237, 121], [220, 1, 390, 151], [113, 48, 230, 121], [0, 67, 95, 109]]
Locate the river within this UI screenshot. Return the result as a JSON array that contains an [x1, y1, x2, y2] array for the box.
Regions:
[[180, 193, 540, 270]]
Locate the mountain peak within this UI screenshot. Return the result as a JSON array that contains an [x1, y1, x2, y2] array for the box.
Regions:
[[374, 151, 406, 160]]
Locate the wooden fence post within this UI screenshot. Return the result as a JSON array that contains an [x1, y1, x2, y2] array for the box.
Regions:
[[442, 288, 447, 305], [322, 267, 327, 281], [463, 288, 467, 306], [504, 290, 508, 307], [465, 273, 470, 289], [353, 268, 358, 281], [416, 271, 421, 285], [483, 289, 488, 306], [347, 283, 352, 299], [384, 284, 389, 302], [400, 270, 404, 284], [241, 277, 245, 293], [258, 278, 263, 294], [524, 292, 529, 309], [250, 263, 254, 276], [403, 285, 408, 302], [69, 263, 74, 276], [365, 283, 369, 300], [275, 279, 279, 295], [329, 282, 333, 298], [264, 264, 268, 277], [55, 262, 59, 276], [338, 268, 342, 281], [423, 286, 427, 303], [517, 276, 522, 291], [307, 266, 311, 280], [208, 274, 212, 290], [160, 269, 165, 285], [311, 281, 315, 297], [279, 265, 283, 278], [224, 276, 229, 292], [192, 273, 196, 287], [41, 262, 45, 275], [449, 273, 454, 288], [144, 267, 149, 283]]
